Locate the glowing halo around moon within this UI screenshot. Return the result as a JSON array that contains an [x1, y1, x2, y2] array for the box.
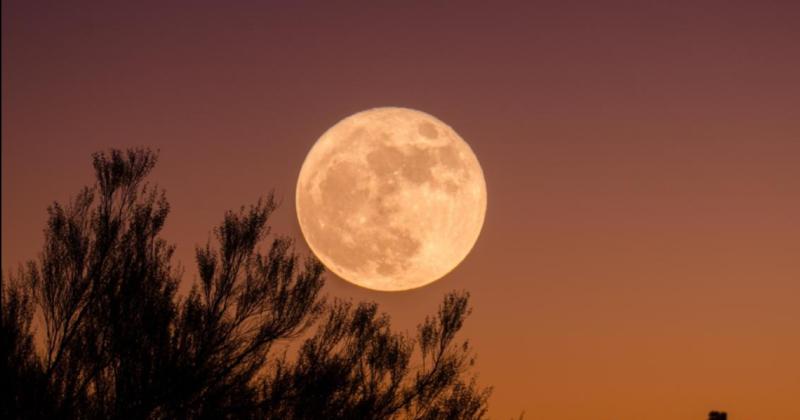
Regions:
[[296, 107, 487, 291]]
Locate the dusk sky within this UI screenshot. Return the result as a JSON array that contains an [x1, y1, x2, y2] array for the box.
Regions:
[[3, 1, 799, 418]]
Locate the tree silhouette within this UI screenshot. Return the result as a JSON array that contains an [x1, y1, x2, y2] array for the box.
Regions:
[[1, 148, 490, 419]]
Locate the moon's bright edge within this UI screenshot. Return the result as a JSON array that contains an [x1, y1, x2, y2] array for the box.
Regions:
[[296, 107, 487, 291]]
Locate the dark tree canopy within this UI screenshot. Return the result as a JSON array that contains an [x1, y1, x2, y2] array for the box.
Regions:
[[1, 148, 491, 419]]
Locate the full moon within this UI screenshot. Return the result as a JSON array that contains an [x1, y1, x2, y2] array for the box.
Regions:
[[296, 107, 487, 291]]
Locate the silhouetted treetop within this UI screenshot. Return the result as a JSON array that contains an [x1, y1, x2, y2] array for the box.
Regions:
[[2, 148, 490, 419]]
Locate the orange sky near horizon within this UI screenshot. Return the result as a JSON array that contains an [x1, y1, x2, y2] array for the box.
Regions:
[[3, 2, 799, 419]]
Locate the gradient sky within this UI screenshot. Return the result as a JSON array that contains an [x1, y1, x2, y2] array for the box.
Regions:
[[3, 1, 799, 419]]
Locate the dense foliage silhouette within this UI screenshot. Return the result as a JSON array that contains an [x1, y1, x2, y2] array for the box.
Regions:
[[1, 148, 490, 419]]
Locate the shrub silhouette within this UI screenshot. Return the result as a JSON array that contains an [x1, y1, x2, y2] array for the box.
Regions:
[[1, 148, 490, 419]]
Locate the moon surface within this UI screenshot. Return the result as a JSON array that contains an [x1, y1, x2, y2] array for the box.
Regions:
[[296, 107, 487, 291]]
